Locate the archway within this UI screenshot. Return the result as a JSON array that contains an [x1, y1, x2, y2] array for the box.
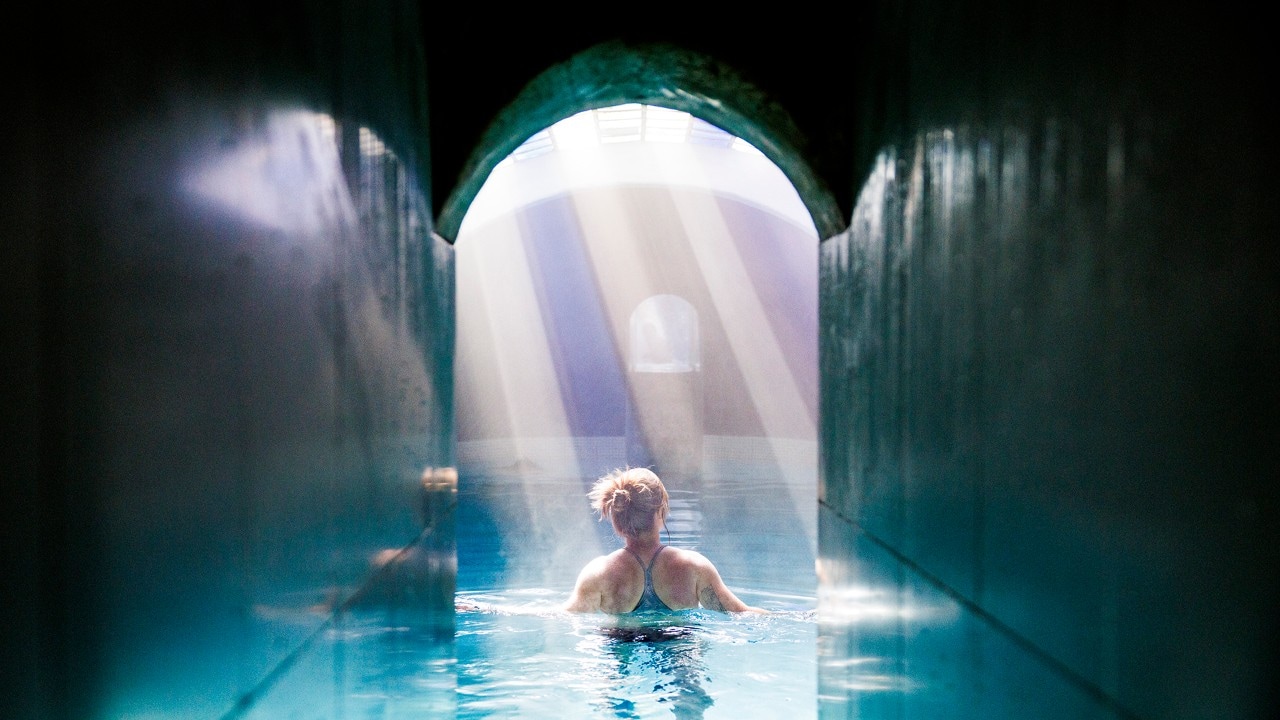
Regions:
[[436, 40, 843, 243], [447, 42, 834, 718]]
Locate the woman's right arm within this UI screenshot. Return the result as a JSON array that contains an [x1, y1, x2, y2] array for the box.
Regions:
[[564, 558, 605, 612]]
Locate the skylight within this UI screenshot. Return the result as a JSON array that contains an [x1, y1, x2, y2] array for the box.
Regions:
[[505, 104, 763, 165], [464, 102, 813, 237]]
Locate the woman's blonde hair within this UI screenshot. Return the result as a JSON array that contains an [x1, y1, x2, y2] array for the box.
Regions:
[[588, 467, 669, 538]]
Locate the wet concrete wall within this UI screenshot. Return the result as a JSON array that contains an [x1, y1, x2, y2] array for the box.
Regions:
[[818, 2, 1277, 718], [5, 4, 455, 718]]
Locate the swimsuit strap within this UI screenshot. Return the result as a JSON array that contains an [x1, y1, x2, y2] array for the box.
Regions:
[[624, 545, 672, 612], [626, 545, 665, 575]]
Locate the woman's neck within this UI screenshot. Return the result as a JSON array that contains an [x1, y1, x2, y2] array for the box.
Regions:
[[623, 531, 662, 555]]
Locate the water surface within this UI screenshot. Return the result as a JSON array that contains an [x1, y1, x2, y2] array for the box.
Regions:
[[456, 589, 816, 719]]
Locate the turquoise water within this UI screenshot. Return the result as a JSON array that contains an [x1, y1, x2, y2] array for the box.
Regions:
[[455, 590, 816, 719], [224, 468, 815, 718], [456, 469, 818, 719]]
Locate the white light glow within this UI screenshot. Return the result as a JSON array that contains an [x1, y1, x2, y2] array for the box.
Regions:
[[455, 103, 819, 594], [183, 110, 352, 237]]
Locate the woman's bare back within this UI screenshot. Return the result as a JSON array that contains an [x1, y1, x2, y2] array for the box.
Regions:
[[566, 545, 763, 614]]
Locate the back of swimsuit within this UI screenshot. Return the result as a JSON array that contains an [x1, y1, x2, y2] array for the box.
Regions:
[[626, 545, 673, 612]]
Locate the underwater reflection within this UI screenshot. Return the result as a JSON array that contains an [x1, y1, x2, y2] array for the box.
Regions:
[[592, 621, 714, 719]]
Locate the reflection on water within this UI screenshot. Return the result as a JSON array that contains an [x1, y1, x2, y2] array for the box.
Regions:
[[230, 506, 458, 720], [236, 607, 456, 720], [665, 489, 704, 547], [594, 621, 714, 719], [456, 467, 817, 717], [456, 592, 816, 719]]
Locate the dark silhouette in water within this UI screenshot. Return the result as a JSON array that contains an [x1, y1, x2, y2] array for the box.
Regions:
[[597, 621, 715, 719]]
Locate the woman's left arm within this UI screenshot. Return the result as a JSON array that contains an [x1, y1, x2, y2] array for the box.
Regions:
[[694, 554, 768, 614]]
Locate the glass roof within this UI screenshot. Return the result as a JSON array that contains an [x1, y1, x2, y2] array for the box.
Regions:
[[502, 103, 764, 166], [463, 103, 812, 236]]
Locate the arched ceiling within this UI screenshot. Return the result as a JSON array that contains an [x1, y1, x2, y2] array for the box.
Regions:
[[425, 33, 856, 242]]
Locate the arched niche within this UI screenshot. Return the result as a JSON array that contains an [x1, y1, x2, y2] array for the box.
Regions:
[[625, 293, 704, 478], [629, 294, 700, 373]]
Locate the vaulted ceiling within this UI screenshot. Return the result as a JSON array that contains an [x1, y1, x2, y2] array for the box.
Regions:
[[421, 20, 863, 241]]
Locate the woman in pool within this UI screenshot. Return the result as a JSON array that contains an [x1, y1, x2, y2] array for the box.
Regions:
[[564, 467, 768, 614]]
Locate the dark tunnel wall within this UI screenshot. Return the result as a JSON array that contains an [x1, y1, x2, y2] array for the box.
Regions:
[[819, 1, 1278, 719], [6, 3, 455, 718]]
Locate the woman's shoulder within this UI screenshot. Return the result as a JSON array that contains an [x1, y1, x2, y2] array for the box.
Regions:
[[663, 546, 713, 569], [578, 550, 624, 576]]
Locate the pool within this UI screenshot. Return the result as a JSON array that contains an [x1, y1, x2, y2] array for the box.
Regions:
[[230, 465, 817, 719], [455, 469, 818, 719], [455, 591, 816, 719]]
